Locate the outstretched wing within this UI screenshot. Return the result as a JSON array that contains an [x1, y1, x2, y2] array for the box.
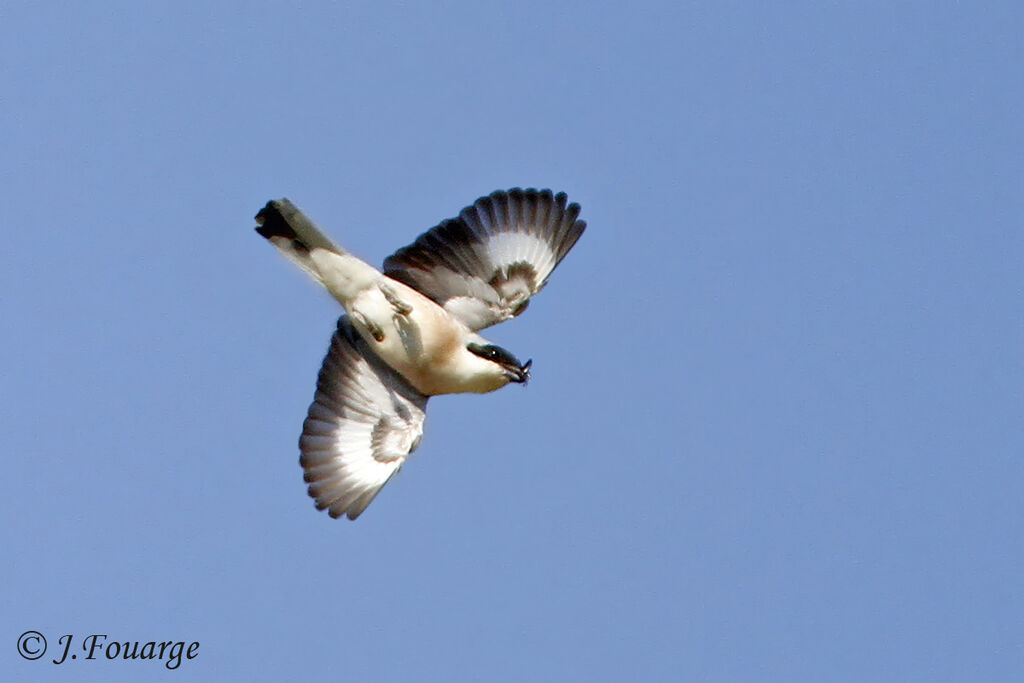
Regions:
[[299, 317, 428, 520], [383, 188, 586, 331]]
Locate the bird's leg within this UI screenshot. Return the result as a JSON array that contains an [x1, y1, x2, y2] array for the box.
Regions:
[[352, 310, 385, 342], [378, 281, 413, 316]]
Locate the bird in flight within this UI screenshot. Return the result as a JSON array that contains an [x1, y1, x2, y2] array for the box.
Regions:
[[255, 188, 586, 520]]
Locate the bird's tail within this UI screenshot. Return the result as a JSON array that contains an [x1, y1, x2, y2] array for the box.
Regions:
[[254, 199, 346, 284], [254, 199, 381, 304]]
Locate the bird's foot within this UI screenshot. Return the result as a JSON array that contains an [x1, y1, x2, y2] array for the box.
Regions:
[[353, 311, 385, 342], [379, 282, 413, 316]]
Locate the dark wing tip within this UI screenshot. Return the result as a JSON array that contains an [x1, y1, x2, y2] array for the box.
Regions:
[[324, 505, 360, 521]]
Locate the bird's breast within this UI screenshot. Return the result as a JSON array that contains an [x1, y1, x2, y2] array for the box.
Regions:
[[348, 279, 471, 395]]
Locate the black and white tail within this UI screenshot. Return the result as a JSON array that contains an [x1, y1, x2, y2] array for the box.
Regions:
[[254, 198, 345, 284]]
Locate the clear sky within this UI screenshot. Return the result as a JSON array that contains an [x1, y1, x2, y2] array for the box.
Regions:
[[2, 2, 1021, 681]]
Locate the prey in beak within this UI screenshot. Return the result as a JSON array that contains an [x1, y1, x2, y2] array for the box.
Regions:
[[508, 358, 532, 385]]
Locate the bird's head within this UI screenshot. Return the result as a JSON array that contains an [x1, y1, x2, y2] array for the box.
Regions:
[[466, 341, 532, 389]]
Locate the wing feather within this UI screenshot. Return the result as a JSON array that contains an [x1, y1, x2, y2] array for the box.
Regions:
[[297, 316, 428, 520], [383, 188, 586, 331]]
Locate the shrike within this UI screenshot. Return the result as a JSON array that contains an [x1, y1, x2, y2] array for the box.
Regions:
[[255, 188, 586, 520]]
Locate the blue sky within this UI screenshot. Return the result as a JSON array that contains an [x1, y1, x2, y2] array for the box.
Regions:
[[2, 2, 1021, 681]]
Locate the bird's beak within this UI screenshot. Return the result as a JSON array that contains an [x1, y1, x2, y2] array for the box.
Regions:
[[508, 359, 532, 385]]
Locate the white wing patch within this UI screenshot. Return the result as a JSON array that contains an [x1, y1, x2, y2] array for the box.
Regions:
[[298, 317, 428, 520], [486, 232, 559, 276]]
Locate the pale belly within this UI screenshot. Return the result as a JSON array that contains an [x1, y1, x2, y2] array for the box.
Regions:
[[346, 278, 472, 396]]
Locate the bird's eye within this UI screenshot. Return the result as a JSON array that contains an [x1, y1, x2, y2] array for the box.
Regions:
[[467, 342, 521, 368]]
